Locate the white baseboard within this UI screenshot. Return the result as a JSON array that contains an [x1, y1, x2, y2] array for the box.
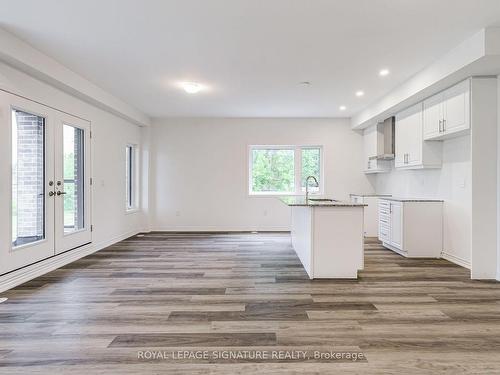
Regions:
[[91, 229, 141, 252], [0, 229, 139, 293], [150, 226, 290, 232], [441, 251, 471, 269]]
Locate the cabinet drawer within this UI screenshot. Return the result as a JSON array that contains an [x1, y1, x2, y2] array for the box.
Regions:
[[378, 224, 390, 242], [379, 206, 390, 216], [379, 200, 390, 209], [379, 214, 390, 226], [379, 201, 390, 216]]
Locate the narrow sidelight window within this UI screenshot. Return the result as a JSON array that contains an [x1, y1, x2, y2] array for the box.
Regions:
[[125, 145, 138, 210]]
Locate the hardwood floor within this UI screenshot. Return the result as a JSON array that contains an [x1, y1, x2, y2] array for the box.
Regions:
[[1, 232, 500, 374]]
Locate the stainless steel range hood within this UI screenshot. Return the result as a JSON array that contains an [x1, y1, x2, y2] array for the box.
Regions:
[[369, 116, 395, 161]]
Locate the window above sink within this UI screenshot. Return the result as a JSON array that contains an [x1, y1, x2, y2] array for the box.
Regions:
[[248, 145, 323, 196]]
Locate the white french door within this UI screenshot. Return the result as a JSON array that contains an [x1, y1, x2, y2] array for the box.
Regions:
[[54, 113, 91, 254], [0, 91, 92, 275]]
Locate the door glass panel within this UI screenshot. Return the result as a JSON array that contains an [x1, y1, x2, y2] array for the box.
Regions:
[[63, 124, 84, 233], [11, 109, 45, 247]]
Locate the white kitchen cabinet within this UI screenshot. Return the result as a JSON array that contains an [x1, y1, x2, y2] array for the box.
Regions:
[[378, 198, 443, 257], [423, 91, 443, 140], [363, 124, 390, 174], [389, 201, 403, 249], [395, 102, 442, 170], [423, 79, 470, 141]]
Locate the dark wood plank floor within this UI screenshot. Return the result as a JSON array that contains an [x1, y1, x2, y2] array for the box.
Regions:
[[1, 232, 500, 374]]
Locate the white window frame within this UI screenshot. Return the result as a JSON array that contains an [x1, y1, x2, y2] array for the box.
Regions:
[[125, 144, 139, 212], [248, 145, 324, 196]]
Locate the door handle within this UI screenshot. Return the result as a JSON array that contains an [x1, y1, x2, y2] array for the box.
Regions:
[[48, 191, 55, 197], [56, 191, 67, 196]]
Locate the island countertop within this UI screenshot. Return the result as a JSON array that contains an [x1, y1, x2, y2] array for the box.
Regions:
[[279, 196, 367, 207]]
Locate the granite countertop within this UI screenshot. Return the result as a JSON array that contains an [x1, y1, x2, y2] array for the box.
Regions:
[[350, 193, 392, 197], [378, 197, 444, 202], [278, 196, 367, 207]]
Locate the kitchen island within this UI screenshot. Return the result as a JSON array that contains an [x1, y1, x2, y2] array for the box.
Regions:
[[279, 196, 366, 279]]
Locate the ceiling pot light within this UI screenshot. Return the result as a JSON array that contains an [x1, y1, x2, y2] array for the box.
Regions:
[[355, 91, 364, 97], [379, 69, 390, 76], [180, 82, 204, 94], [339, 105, 346, 111]]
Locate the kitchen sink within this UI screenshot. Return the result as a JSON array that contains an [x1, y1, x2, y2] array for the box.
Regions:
[[307, 198, 338, 202]]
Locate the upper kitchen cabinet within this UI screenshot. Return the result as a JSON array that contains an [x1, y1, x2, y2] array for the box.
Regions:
[[395, 102, 442, 170], [363, 118, 393, 174], [423, 79, 470, 141]]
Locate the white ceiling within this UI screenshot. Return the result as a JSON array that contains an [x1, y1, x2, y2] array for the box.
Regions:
[[1, 0, 500, 118]]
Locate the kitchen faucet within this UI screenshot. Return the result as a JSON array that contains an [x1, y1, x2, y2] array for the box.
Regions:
[[305, 176, 319, 201]]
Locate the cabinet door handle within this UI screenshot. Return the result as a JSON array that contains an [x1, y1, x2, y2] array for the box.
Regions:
[[442, 119, 446, 132], [439, 119, 442, 132]]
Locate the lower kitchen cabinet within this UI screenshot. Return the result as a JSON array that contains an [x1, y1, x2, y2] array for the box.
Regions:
[[378, 198, 443, 257]]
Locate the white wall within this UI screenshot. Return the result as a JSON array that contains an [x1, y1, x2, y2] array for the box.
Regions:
[[0, 61, 146, 253], [150, 118, 375, 231], [375, 135, 472, 266], [498, 76, 500, 280]]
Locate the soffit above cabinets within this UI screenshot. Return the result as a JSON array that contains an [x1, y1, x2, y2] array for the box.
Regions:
[[352, 28, 500, 130]]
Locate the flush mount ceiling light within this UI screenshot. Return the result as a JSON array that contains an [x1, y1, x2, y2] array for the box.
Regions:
[[355, 90, 365, 97], [339, 105, 347, 111], [379, 69, 390, 77], [180, 81, 204, 94]]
